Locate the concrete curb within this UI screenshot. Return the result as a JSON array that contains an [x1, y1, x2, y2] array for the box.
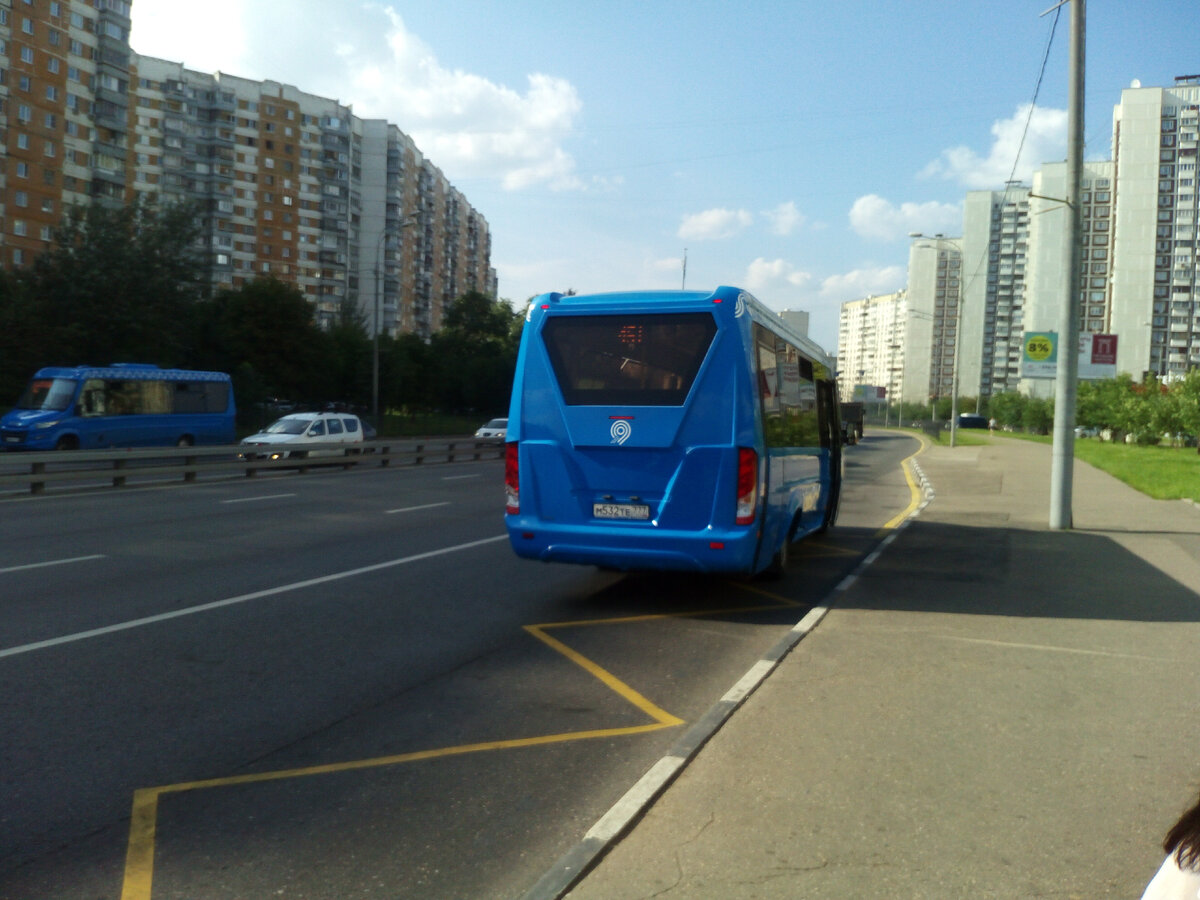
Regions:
[[520, 445, 935, 900]]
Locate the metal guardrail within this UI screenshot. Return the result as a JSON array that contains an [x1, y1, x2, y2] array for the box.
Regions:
[[0, 437, 506, 496]]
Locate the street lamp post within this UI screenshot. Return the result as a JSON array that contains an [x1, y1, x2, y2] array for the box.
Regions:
[[372, 229, 388, 430], [949, 298, 962, 448]]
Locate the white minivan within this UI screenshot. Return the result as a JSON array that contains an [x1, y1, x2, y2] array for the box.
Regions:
[[240, 412, 365, 459]]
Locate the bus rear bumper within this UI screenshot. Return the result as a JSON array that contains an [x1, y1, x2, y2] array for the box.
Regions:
[[505, 521, 761, 574]]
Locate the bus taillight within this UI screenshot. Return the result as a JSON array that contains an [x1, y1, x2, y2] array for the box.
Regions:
[[505, 442, 520, 514], [735, 447, 757, 525]]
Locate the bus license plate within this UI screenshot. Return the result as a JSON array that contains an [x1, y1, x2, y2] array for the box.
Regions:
[[593, 502, 650, 521]]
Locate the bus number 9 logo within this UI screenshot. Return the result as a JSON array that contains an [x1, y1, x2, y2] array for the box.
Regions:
[[610, 420, 632, 445]]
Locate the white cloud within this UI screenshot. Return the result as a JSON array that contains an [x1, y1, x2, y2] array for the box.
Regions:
[[762, 201, 804, 236], [849, 195, 961, 242], [818, 266, 907, 302], [921, 104, 1068, 189], [130, 0, 582, 191], [678, 208, 753, 241], [744, 258, 813, 295]]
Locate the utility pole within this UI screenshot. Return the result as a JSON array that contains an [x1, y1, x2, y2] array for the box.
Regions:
[[1049, 0, 1085, 530], [681, 248, 688, 290]]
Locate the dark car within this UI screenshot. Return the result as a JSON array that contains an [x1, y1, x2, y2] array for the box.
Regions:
[[956, 413, 990, 429]]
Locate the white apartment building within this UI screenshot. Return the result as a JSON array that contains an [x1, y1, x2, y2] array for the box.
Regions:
[[1020, 161, 1116, 396], [900, 236, 961, 404], [957, 185, 1030, 402], [899, 76, 1200, 404], [837, 290, 906, 403], [1109, 77, 1200, 379]]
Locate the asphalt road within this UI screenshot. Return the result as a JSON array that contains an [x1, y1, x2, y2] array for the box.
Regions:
[[0, 433, 919, 899]]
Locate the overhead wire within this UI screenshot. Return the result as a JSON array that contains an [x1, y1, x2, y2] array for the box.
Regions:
[[962, 5, 1064, 313]]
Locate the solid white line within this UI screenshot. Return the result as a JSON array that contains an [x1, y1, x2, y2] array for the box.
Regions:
[[793, 605, 829, 635], [220, 493, 296, 504], [0, 554, 106, 575], [0, 535, 508, 660], [384, 502, 451, 515], [721, 659, 775, 705], [586, 755, 686, 843]]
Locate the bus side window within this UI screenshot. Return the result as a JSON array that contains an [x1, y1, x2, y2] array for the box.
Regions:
[[105, 381, 131, 415], [81, 380, 105, 416]]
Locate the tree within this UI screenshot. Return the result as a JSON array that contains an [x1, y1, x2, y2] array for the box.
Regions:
[[1171, 370, 1200, 453], [0, 268, 42, 404], [199, 278, 327, 411], [988, 391, 1025, 429], [430, 292, 522, 414], [322, 300, 371, 408], [1112, 374, 1162, 444], [1021, 395, 1053, 434], [23, 197, 205, 367]]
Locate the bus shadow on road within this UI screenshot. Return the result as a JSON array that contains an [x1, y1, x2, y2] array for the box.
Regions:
[[547, 524, 891, 627]]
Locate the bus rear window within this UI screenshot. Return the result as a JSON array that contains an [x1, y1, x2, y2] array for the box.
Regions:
[[542, 313, 717, 406]]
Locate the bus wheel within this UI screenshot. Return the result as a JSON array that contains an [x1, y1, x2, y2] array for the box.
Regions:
[[177, 435, 194, 447], [55, 435, 79, 451]]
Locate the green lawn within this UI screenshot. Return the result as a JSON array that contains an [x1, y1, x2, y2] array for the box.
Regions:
[[881, 425, 1200, 502], [989, 431, 1200, 503]]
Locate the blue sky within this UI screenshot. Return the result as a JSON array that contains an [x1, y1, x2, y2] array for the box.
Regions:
[[130, 1, 1199, 351]]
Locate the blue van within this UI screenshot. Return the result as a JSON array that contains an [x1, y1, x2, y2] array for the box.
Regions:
[[2, 364, 236, 450]]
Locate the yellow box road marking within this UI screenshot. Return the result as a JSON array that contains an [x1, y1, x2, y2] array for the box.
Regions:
[[121, 591, 792, 899]]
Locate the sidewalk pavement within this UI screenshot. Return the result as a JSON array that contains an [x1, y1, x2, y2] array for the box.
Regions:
[[561, 435, 1200, 899]]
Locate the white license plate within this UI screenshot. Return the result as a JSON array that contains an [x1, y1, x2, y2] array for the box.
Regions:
[[593, 502, 650, 521]]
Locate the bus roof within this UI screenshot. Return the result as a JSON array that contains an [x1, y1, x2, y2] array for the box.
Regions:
[[33, 365, 231, 382]]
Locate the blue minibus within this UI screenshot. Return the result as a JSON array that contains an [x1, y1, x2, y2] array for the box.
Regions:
[[1, 364, 236, 450], [504, 287, 842, 576]]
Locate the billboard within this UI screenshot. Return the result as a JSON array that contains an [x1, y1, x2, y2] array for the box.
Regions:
[[852, 385, 887, 402], [1021, 332, 1118, 380]]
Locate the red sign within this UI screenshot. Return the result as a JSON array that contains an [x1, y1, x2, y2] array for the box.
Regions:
[[1091, 334, 1117, 365]]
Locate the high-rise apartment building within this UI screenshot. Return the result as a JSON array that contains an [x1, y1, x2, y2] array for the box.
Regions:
[[1109, 76, 1200, 379], [1, 0, 494, 338], [957, 185, 1030, 402], [1, 0, 135, 265], [836, 290, 905, 404], [1019, 161, 1115, 396], [899, 235, 961, 405]]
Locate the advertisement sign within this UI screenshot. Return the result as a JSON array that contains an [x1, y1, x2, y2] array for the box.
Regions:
[[852, 385, 887, 402], [1079, 333, 1118, 379], [1021, 332, 1118, 380], [1021, 332, 1058, 379]]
